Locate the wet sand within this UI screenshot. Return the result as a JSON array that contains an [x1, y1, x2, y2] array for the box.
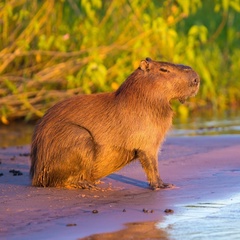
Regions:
[[0, 135, 240, 239]]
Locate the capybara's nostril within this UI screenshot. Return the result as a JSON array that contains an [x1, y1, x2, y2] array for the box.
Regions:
[[194, 78, 199, 84], [191, 77, 200, 87]]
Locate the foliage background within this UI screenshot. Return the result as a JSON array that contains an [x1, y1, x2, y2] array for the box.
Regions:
[[0, 0, 240, 124]]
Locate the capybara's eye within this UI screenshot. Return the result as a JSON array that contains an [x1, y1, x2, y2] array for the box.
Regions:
[[160, 68, 169, 73]]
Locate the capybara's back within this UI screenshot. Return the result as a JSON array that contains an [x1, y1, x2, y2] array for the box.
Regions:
[[30, 58, 200, 189]]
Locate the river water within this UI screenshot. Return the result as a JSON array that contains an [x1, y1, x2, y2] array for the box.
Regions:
[[0, 111, 240, 147], [157, 192, 240, 240], [170, 111, 240, 136]]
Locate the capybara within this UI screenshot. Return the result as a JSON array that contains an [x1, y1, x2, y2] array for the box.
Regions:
[[30, 58, 200, 190]]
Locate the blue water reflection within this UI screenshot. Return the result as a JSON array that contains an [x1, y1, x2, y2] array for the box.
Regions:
[[157, 194, 240, 240]]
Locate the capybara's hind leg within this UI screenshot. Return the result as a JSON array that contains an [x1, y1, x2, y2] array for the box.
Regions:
[[58, 125, 98, 188], [32, 124, 98, 188]]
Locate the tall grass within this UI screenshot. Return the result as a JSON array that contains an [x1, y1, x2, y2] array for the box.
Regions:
[[0, 0, 240, 123]]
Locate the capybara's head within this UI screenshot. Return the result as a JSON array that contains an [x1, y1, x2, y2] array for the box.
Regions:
[[139, 58, 200, 103]]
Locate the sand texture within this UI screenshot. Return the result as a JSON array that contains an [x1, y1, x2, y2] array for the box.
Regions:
[[0, 135, 240, 239]]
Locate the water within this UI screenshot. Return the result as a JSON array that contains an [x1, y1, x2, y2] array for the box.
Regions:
[[171, 112, 240, 136], [0, 121, 34, 147], [157, 194, 240, 240], [0, 111, 240, 147]]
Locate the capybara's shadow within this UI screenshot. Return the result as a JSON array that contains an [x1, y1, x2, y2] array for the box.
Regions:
[[107, 173, 149, 189]]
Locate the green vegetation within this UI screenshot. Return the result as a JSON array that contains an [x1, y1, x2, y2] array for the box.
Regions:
[[0, 0, 240, 124]]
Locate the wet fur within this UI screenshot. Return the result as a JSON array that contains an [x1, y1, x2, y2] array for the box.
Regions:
[[30, 58, 200, 189]]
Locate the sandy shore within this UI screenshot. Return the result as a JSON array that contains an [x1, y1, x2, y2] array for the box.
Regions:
[[0, 135, 240, 239]]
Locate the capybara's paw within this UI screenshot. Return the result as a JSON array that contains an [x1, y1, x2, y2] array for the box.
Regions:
[[79, 181, 100, 190], [66, 180, 99, 190], [149, 182, 174, 190]]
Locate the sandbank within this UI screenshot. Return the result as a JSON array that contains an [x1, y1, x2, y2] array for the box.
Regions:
[[0, 135, 240, 239]]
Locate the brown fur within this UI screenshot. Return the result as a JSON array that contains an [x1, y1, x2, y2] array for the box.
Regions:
[[30, 58, 200, 189]]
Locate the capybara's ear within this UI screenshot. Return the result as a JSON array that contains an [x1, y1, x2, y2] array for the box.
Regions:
[[139, 59, 150, 71]]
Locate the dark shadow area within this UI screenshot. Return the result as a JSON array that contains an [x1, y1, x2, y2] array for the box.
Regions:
[[108, 173, 149, 189]]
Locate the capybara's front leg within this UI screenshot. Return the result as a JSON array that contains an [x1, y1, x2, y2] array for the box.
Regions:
[[138, 151, 173, 190]]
